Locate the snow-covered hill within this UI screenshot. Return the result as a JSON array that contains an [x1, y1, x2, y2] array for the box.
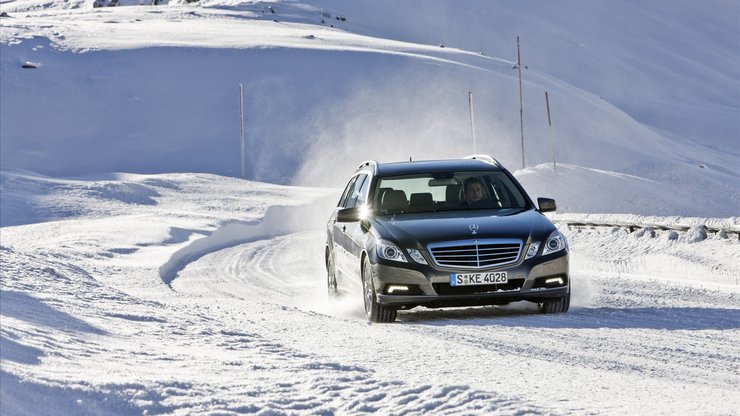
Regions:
[[1, 0, 738, 216]]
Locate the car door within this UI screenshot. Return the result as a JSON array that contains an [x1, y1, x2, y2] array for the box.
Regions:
[[340, 174, 370, 282], [331, 175, 360, 281]]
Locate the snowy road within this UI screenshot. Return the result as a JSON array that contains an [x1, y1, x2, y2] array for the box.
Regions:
[[1, 173, 738, 415], [172, 227, 740, 415]]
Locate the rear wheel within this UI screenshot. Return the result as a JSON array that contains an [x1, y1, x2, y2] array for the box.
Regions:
[[362, 259, 397, 323], [326, 249, 339, 298], [538, 289, 570, 314]]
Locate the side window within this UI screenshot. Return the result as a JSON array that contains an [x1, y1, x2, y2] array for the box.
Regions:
[[338, 176, 358, 208], [345, 174, 368, 208], [356, 175, 372, 206]]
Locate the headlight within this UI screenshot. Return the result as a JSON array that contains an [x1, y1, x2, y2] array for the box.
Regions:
[[406, 249, 428, 265], [542, 230, 567, 255], [376, 240, 408, 263], [525, 242, 540, 259]]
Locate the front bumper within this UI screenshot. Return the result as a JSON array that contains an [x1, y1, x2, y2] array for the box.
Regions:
[[371, 251, 569, 308]]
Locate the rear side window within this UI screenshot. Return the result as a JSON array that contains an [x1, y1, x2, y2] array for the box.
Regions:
[[345, 174, 368, 208], [337, 176, 358, 207], [355, 175, 372, 206]]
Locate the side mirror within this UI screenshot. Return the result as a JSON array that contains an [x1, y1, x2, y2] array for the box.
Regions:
[[537, 197, 557, 213], [336, 206, 360, 222]]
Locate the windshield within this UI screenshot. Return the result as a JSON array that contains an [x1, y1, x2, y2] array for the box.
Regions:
[[373, 171, 530, 215]]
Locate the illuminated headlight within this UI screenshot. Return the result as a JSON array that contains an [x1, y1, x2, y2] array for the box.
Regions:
[[407, 249, 428, 265], [525, 242, 541, 259], [376, 240, 408, 263], [542, 230, 567, 255]]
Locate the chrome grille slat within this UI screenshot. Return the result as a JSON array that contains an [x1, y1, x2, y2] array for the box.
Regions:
[[428, 239, 522, 269], [434, 250, 477, 254], [478, 255, 517, 260], [479, 249, 520, 254]]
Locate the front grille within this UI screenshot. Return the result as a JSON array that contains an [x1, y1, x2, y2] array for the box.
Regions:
[[428, 239, 522, 269], [433, 279, 525, 295]]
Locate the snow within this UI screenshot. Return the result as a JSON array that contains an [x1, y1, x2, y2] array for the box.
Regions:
[[1, 0, 738, 216], [1, 170, 738, 415], [1, 0, 739, 415]]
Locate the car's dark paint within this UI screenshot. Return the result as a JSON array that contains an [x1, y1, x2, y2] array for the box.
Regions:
[[326, 157, 570, 322], [374, 159, 509, 177], [370, 209, 554, 249]]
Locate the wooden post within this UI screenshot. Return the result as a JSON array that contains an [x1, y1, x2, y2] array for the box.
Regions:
[[516, 36, 525, 169], [545, 91, 557, 171], [239, 83, 246, 179], [468, 91, 477, 153]]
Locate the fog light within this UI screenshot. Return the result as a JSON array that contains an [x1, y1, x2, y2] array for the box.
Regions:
[[387, 285, 409, 294], [545, 277, 564, 286]]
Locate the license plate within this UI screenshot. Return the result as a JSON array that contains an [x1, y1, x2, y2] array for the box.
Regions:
[[450, 271, 508, 286]]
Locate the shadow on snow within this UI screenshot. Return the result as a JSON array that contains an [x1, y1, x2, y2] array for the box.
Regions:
[[399, 304, 740, 331]]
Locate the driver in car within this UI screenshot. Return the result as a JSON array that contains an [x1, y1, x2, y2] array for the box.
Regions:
[[463, 177, 485, 206]]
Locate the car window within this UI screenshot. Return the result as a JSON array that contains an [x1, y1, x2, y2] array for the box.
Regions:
[[356, 174, 371, 206], [345, 174, 368, 208], [374, 171, 529, 215], [491, 174, 527, 207], [337, 176, 358, 208]]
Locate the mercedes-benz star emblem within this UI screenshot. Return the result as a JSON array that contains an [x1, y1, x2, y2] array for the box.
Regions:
[[469, 223, 479, 235]]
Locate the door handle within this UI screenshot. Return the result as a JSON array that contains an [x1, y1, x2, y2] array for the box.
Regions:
[[342, 225, 347, 233]]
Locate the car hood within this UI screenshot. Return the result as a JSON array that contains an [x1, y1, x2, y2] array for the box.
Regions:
[[370, 209, 555, 248]]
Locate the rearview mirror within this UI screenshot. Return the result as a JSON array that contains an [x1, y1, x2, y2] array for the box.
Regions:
[[428, 178, 458, 186], [537, 197, 557, 213]]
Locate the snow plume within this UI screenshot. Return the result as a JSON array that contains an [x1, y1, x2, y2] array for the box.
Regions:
[[293, 67, 520, 186]]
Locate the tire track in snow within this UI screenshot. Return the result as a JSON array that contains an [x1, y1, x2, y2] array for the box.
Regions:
[[172, 233, 327, 307], [172, 244, 554, 414], [174, 227, 740, 414], [172, 231, 566, 413], [160, 194, 336, 286]]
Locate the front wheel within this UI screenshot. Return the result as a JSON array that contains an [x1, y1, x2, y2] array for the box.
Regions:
[[538, 289, 570, 314], [362, 259, 397, 323]]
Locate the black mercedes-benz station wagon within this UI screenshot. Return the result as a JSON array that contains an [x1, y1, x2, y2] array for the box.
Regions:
[[325, 155, 569, 322]]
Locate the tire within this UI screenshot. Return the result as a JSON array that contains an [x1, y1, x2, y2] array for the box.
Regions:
[[362, 258, 397, 323], [538, 289, 570, 314], [326, 249, 339, 298]]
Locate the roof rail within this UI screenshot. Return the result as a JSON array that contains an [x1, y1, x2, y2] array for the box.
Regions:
[[357, 160, 378, 174], [464, 154, 501, 167]]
